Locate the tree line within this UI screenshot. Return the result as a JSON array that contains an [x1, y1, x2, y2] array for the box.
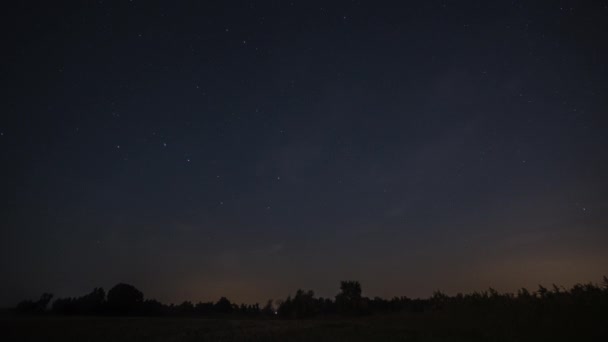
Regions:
[[14, 277, 608, 320]]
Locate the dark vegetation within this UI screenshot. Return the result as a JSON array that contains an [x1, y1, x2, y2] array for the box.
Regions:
[[8, 277, 608, 341], [13, 277, 608, 319]]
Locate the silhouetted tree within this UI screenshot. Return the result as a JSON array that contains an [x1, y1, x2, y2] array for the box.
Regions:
[[277, 289, 319, 318], [335, 281, 369, 315], [52, 287, 105, 315], [214, 297, 233, 314], [16, 293, 53, 314], [107, 283, 143, 315], [262, 299, 275, 316], [317, 297, 335, 314], [291, 289, 317, 318], [339, 281, 362, 301], [430, 290, 449, 310]]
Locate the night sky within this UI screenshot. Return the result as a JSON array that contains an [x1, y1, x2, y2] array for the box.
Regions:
[[2, 1, 608, 307]]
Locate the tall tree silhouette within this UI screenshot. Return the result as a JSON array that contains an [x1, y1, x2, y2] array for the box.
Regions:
[[335, 281, 369, 315]]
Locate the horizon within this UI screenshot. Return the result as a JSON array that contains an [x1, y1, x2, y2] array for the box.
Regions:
[[8, 275, 608, 309]]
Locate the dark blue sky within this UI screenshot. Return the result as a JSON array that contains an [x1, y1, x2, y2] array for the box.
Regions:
[[1, 0, 607, 306]]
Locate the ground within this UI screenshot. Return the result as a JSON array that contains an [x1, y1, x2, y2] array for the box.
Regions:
[[1, 314, 602, 341]]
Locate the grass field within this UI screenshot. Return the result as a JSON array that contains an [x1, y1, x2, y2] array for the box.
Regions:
[[3, 313, 605, 342]]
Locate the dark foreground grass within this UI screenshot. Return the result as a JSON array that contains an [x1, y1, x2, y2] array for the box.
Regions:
[[1, 313, 605, 342]]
